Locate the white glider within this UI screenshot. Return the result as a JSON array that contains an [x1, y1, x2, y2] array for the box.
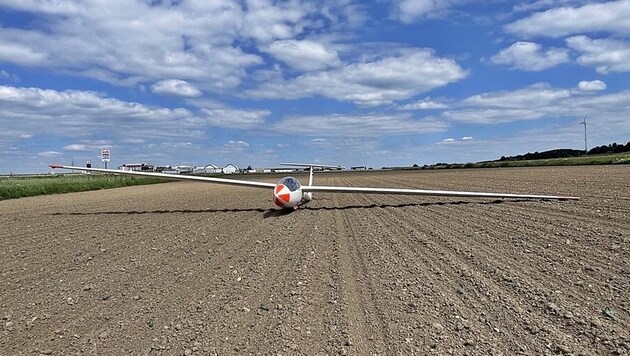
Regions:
[[49, 163, 579, 209]]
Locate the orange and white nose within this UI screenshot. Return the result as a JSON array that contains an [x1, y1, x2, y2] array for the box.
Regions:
[[274, 184, 292, 207]]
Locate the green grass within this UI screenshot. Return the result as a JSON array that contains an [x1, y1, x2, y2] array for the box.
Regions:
[[0, 173, 164, 201], [421, 152, 630, 170]]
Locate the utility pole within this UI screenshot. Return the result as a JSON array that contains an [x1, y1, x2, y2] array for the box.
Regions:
[[579, 115, 587, 155]]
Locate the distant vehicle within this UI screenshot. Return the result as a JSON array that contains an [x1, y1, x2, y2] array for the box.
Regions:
[[49, 163, 579, 210]]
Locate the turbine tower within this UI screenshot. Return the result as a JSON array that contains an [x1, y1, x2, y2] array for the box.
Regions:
[[579, 115, 587, 155]]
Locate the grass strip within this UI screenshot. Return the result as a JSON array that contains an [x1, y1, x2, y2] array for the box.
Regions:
[[0, 174, 164, 201]]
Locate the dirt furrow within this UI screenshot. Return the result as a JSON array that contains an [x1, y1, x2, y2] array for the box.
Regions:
[[2, 167, 629, 355]]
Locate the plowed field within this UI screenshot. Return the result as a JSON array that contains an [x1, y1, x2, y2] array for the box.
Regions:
[[1, 166, 628, 355]]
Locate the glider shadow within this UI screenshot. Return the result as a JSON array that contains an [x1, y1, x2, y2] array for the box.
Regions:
[[47, 199, 534, 218], [300, 199, 516, 211]]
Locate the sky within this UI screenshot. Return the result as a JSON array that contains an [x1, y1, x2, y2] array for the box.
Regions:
[[1, 0, 629, 173]]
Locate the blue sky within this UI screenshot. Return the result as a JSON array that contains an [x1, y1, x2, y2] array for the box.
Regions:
[[1, 0, 629, 173]]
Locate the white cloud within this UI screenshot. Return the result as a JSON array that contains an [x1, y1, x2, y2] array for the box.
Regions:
[[444, 108, 544, 124], [513, 1, 579, 13], [37, 151, 62, 157], [566, 36, 630, 74], [444, 83, 630, 132], [463, 83, 571, 108], [389, 0, 462, 23], [578, 80, 606, 92], [222, 140, 250, 152], [152, 79, 202, 97], [505, 0, 630, 37], [200, 108, 270, 129], [241, 0, 314, 44], [491, 42, 569, 71], [0, 85, 199, 141], [63, 144, 91, 151], [63, 141, 113, 152], [0, 1, 263, 90], [263, 40, 342, 71], [248, 48, 467, 105], [225, 140, 249, 148], [399, 97, 448, 110], [273, 113, 449, 137], [438, 136, 475, 145]]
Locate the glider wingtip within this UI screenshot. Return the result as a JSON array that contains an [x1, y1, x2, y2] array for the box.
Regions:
[[49, 164, 64, 169]]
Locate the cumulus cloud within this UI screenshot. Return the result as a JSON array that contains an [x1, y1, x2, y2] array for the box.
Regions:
[[0, 1, 264, 90], [444, 83, 577, 124], [505, 0, 630, 37], [443, 83, 630, 129], [240, 0, 314, 44], [578, 80, 606, 91], [566, 36, 630, 74], [152, 79, 202, 97], [248, 48, 467, 105], [263, 40, 342, 71], [0, 85, 200, 142], [491, 42, 569, 71]]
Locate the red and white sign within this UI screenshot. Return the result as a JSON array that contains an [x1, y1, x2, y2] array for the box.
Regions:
[[100, 149, 110, 162]]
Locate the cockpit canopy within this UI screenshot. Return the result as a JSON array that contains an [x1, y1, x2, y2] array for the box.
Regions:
[[278, 177, 301, 191]]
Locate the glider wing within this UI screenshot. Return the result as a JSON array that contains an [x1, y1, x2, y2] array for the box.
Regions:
[[48, 165, 276, 189], [303, 185, 579, 200]]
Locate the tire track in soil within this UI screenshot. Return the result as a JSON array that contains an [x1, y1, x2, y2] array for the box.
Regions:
[[347, 192, 513, 354], [326, 188, 389, 355]]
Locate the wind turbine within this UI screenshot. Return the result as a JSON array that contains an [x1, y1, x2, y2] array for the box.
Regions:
[[579, 115, 587, 155]]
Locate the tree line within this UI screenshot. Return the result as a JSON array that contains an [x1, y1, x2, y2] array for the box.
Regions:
[[498, 141, 630, 161]]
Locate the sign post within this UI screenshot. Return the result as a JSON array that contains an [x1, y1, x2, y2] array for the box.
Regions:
[[100, 149, 110, 169]]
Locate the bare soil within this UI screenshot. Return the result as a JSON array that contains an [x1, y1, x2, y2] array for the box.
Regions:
[[1, 166, 628, 355]]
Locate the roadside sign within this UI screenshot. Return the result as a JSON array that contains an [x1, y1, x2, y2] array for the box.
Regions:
[[101, 149, 110, 162]]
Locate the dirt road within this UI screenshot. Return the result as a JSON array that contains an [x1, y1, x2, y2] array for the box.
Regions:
[[1, 166, 628, 355]]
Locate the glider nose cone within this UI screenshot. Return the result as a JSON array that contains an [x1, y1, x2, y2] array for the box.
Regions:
[[273, 184, 291, 207]]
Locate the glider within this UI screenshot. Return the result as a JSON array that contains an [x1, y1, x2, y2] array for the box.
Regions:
[[49, 163, 579, 209]]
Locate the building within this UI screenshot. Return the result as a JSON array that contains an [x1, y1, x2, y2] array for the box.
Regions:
[[202, 164, 222, 174], [119, 163, 154, 172], [222, 164, 239, 174], [175, 165, 193, 174]]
